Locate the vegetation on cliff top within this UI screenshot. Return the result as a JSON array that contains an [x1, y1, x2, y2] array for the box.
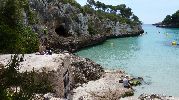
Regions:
[[62, 0, 142, 25], [83, 0, 142, 25], [162, 10, 179, 27]]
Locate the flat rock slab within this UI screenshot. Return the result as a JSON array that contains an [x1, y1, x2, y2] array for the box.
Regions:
[[0, 54, 67, 72]]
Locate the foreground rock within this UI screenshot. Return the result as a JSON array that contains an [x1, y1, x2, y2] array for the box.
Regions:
[[0, 54, 65, 72], [72, 70, 134, 100], [0, 53, 104, 99]]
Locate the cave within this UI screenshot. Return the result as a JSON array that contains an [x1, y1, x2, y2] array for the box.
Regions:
[[55, 25, 69, 37]]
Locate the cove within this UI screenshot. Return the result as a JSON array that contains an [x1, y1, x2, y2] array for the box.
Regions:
[[76, 24, 179, 96]]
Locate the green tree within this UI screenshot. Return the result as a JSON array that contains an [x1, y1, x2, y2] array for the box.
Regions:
[[162, 15, 172, 24], [83, 1, 141, 25], [162, 10, 179, 26], [0, 54, 53, 99], [95, 1, 102, 10], [119, 4, 132, 18], [101, 3, 107, 11], [82, 4, 94, 14], [87, 0, 95, 6], [131, 14, 142, 24], [0, 0, 39, 53]]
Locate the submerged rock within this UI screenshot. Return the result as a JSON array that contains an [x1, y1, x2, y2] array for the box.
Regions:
[[130, 77, 143, 86]]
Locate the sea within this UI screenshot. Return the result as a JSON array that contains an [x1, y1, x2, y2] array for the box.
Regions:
[[76, 24, 179, 96]]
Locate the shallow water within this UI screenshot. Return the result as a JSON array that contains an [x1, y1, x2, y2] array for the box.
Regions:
[[76, 24, 179, 96]]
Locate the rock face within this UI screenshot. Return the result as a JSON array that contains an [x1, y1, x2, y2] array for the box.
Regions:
[[27, 0, 144, 52], [46, 53, 104, 99], [68, 54, 104, 85], [44, 52, 104, 99]]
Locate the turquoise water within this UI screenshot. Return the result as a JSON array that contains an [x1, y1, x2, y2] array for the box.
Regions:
[[76, 24, 179, 96]]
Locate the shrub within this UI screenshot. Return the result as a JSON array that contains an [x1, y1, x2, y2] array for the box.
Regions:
[[0, 54, 53, 99], [0, 0, 39, 53], [88, 23, 98, 35]]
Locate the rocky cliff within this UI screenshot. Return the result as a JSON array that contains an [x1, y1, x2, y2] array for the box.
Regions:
[[0, 0, 144, 99], [27, 0, 144, 52]]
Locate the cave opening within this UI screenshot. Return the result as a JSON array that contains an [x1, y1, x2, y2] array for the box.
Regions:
[[55, 25, 69, 37]]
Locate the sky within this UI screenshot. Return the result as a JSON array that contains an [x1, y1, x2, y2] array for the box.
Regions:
[[76, 0, 179, 24]]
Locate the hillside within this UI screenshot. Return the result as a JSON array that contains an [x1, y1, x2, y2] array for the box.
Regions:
[[154, 10, 179, 28]]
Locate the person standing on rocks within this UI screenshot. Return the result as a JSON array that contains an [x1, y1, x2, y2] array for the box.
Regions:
[[46, 44, 52, 55], [123, 75, 132, 89]]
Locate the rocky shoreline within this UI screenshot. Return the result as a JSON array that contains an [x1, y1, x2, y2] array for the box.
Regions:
[[1, 47, 179, 100], [72, 70, 134, 100], [152, 23, 179, 28], [52, 25, 144, 53], [0, 53, 142, 100], [54, 29, 144, 53], [2, 53, 164, 100]]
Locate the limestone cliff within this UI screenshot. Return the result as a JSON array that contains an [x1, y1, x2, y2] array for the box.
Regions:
[[27, 0, 144, 52]]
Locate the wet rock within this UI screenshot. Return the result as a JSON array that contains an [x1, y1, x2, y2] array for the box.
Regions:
[[138, 94, 175, 100], [130, 77, 143, 86], [121, 90, 134, 98], [119, 76, 143, 86], [119, 79, 123, 83]]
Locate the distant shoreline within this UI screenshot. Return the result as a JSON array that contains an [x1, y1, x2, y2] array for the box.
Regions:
[[152, 23, 179, 28]]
